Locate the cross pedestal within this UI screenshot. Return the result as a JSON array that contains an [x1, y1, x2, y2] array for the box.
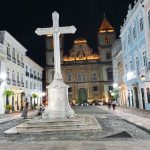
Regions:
[[35, 11, 76, 119]]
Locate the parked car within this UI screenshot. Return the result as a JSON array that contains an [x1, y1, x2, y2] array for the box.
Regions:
[[98, 101, 103, 106]]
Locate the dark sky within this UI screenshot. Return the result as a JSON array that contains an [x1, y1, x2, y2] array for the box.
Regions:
[[0, 0, 134, 67]]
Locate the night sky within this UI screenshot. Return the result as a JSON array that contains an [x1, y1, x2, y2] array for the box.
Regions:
[[0, 0, 134, 67]]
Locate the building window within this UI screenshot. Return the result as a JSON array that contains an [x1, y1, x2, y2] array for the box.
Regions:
[[109, 86, 113, 91], [17, 52, 19, 61], [92, 72, 97, 81], [26, 80, 28, 88], [30, 82, 32, 89], [133, 27, 136, 39], [139, 18, 143, 31], [128, 34, 131, 44], [12, 48, 15, 58], [146, 88, 150, 103], [82, 74, 86, 81], [105, 36, 110, 44], [77, 73, 86, 82], [7, 68, 9, 79], [68, 87, 72, 92], [135, 56, 139, 70], [143, 51, 147, 66], [106, 68, 113, 80], [21, 74, 23, 82], [67, 73, 72, 82], [130, 60, 134, 71], [17, 72, 19, 81], [7, 44, 10, 55], [148, 10, 150, 29], [106, 53, 111, 59], [34, 83, 36, 89], [12, 70, 15, 80], [77, 74, 82, 82], [93, 86, 98, 92]]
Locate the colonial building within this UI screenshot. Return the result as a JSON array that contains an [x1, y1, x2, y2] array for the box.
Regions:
[[0, 43, 5, 114], [45, 16, 116, 104], [112, 38, 127, 106], [120, 0, 150, 109], [0, 31, 43, 114]]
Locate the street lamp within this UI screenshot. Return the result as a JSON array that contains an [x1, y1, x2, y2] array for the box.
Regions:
[[113, 83, 118, 88], [140, 75, 146, 81]]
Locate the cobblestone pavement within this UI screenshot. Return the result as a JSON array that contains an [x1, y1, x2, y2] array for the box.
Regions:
[[0, 106, 150, 143]]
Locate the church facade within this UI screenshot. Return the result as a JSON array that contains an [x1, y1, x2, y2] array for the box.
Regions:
[[45, 16, 116, 104]]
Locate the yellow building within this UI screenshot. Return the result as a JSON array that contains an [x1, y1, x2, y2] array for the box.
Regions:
[[45, 16, 116, 104]]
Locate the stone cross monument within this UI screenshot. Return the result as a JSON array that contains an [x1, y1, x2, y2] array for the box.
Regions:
[[35, 11, 76, 119]]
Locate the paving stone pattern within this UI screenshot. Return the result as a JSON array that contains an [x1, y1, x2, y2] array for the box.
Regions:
[[0, 106, 150, 142]]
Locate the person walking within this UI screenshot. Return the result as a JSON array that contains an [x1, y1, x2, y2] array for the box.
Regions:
[[108, 99, 111, 110], [21, 101, 29, 119], [112, 100, 117, 111]]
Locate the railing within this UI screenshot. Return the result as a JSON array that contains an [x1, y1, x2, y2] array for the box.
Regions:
[[7, 78, 11, 85], [12, 80, 16, 86], [17, 60, 20, 66], [34, 75, 37, 79], [30, 74, 33, 78], [21, 62, 24, 68], [26, 72, 29, 76], [17, 81, 20, 86], [21, 82, 24, 87], [12, 57, 16, 63], [7, 54, 11, 61]]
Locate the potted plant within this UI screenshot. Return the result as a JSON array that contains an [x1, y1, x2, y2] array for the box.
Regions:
[[5, 104, 12, 114]]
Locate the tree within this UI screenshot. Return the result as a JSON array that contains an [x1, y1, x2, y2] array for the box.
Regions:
[[4, 90, 14, 105], [32, 93, 39, 109], [111, 89, 119, 101]]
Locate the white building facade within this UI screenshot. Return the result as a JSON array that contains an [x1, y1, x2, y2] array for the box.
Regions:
[[0, 31, 43, 114], [112, 38, 127, 106], [120, 0, 150, 109], [24, 56, 43, 109]]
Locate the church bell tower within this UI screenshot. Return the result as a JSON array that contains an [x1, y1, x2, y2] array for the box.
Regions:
[[45, 35, 64, 85], [97, 14, 116, 100]]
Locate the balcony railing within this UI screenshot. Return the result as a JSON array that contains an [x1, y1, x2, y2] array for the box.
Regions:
[[7, 78, 11, 85], [17, 81, 20, 86], [30, 74, 33, 78], [17, 60, 20, 66], [12, 79, 16, 86], [26, 72, 29, 77], [7, 54, 11, 61], [21, 82, 24, 87], [12, 57, 16, 63], [21, 62, 24, 68]]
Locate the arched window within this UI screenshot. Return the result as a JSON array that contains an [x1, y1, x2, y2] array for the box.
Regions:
[[148, 10, 150, 29], [7, 44, 10, 55], [106, 68, 113, 80]]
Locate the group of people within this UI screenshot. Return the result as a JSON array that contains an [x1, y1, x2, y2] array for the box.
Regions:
[[108, 99, 117, 111], [21, 101, 45, 119]]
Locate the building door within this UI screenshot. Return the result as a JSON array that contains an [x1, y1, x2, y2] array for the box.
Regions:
[[12, 96, 14, 111], [128, 90, 130, 107], [78, 88, 87, 105], [141, 88, 145, 109], [131, 90, 134, 107], [134, 87, 139, 108]]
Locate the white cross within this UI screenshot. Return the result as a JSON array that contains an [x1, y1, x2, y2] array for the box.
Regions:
[[35, 11, 76, 80]]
